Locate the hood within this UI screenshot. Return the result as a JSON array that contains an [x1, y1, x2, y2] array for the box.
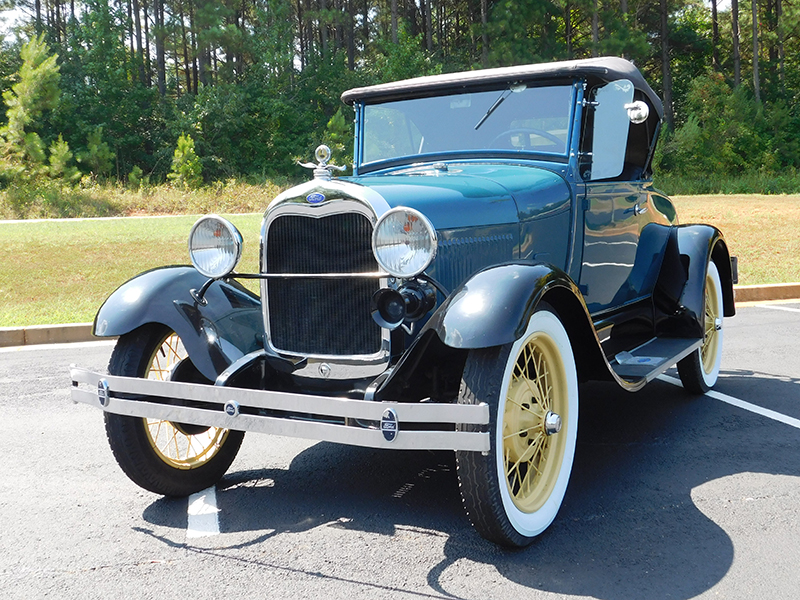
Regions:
[[347, 163, 572, 230]]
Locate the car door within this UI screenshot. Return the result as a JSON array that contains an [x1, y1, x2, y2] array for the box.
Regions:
[[580, 181, 651, 313]]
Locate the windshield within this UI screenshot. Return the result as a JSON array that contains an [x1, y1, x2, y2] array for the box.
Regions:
[[359, 84, 574, 168]]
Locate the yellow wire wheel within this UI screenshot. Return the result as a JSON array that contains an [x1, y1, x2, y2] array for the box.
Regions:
[[678, 260, 724, 394], [142, 332, 229, 470], [502, 329, 569, 513], [700, 265, 722, 376], [104, 324, 245, 496], [456, 308, 578, 547]]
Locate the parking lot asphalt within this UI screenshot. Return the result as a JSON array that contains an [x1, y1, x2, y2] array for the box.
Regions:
[[1, 301, 799, 599]]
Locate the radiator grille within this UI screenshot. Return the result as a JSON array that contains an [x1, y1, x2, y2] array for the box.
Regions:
[[265, 212, 382, 356]]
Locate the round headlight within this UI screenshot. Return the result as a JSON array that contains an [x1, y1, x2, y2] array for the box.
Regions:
[[372, 208, 437, 278], [188, 215, 243, 279]]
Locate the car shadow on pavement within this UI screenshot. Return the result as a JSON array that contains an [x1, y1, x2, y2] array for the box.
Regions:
[[138, 374, 800, 600]]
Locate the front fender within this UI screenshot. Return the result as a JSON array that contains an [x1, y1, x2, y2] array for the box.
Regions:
[[421, 262, 582, 349], [94, 266, 264, 381]]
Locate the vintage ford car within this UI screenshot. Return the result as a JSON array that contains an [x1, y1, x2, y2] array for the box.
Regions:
[[71, 57, 735, 547]]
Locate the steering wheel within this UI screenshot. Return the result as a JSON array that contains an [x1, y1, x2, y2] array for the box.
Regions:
[[490, 128, 563, 150]]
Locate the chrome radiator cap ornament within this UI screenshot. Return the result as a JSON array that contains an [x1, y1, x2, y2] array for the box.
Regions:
[[298, 144, 347, 181]]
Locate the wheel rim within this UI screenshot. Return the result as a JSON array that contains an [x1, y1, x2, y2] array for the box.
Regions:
[[143, 332, 229, 470], [503, 331, 568, 513], [701, 269, 722, 375]]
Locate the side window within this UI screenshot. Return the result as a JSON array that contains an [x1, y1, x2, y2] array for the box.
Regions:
[[586, 79, 634, 181]]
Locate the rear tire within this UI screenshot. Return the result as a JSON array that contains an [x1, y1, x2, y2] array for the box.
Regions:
[[456, 309, 578, 547], [104, 325, 244, 496], [678, 261, 724, 394]]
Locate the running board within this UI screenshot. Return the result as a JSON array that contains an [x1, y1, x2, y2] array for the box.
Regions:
[[611, 337, 702, 384]]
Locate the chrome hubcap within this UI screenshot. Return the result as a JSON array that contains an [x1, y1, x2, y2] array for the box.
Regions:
[[544, 411, 562, 436]]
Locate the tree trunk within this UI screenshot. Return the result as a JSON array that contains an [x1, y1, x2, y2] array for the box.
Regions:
[[132, 0, 147, 85], [179, 0, 192, 93], [565, 2, 572, 57], [592, 0, 599, 57], [143, 0, 152, 86], [155, 0, 166, 95], [391, 0, 398, 44], [320, 0, 329, 59], [480, 0, 488, 66], [424, 0, 433, 52], [711, 0, 720, 70], [347, 0, 355, 69], [752, 0, 760, 102], [191, 2, 199, 92], [777, 0, 785, 83], [732, 0, 741, 87], [660, 0, 675, 131]]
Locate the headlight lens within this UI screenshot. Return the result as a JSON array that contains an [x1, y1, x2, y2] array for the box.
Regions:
[[188, 215, 243, 279], [372, 208, 437, 278]]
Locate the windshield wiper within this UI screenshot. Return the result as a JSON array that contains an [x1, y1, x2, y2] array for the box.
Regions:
[[474, 89, 511, 130]]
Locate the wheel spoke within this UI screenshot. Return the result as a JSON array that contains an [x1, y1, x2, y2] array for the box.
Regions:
[[505, 395, 545, 417]]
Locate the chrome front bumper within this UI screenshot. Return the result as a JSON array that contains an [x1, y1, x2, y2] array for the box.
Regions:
[[70, 367, 490, 452]]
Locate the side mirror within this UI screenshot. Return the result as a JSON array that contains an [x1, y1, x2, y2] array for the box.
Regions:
[[625, 101, 650, 124]]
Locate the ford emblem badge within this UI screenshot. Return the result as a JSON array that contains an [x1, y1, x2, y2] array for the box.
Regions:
[[306, 192, 325, 204], [381, 408, 398, 442], [97, 379, 110, 407]]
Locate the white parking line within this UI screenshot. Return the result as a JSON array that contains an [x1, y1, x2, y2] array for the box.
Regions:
[[187, 487, 220, 539], [658, 374, 800, 430], [762, 305, 800, 313]]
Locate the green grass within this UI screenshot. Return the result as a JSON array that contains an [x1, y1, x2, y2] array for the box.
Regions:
[[672, 194, 800, 286], [0, 179, 287, 220], [0, 214, 263, 326], [1, 194, 797, 327], [654, 172, 800, 196]]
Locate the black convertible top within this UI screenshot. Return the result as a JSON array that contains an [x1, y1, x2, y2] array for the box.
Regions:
[[342, 56, 663, 120]]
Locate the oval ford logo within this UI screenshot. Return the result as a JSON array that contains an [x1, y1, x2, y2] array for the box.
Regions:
[[306, 192, 325, 204], [97, 379, 110, 407], [381, 408, 398, 442]]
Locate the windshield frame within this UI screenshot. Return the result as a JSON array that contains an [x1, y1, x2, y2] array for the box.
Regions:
[[353, 81, 578, 175]]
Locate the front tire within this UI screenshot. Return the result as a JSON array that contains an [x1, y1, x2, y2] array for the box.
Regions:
[[677, 260, 724, 394], [104, 325, 244, 496], [456, 309, 579, 547]]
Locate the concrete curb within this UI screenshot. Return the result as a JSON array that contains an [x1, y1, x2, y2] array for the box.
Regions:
[[733, 283, 800, 303], [0, 322, 100, 348], [1, 284, 798, 349]]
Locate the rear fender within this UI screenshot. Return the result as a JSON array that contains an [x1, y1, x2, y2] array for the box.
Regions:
[[672, 225, 735, 337], [94, 266, 264, 381]]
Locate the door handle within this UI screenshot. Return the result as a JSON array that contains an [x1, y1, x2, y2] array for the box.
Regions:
[[634, 202, 648, 216]]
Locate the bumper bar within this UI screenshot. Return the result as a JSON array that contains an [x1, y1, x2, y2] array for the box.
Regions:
[[70, 367, 490, 452]]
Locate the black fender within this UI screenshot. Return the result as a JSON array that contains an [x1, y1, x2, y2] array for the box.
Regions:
[[375, 263, 611, 401], [673, 225, 735, 336], [93, 266, 264, 381], [421, 262, 587, 349]]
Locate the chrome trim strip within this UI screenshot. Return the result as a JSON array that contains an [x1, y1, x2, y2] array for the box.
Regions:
[[241, 271, 389, 279], [71, 368, 490, 452]]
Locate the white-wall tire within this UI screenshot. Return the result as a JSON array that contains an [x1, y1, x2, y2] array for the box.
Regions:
[[678, 261, 724, 394], [456, 308, 579, 547]]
